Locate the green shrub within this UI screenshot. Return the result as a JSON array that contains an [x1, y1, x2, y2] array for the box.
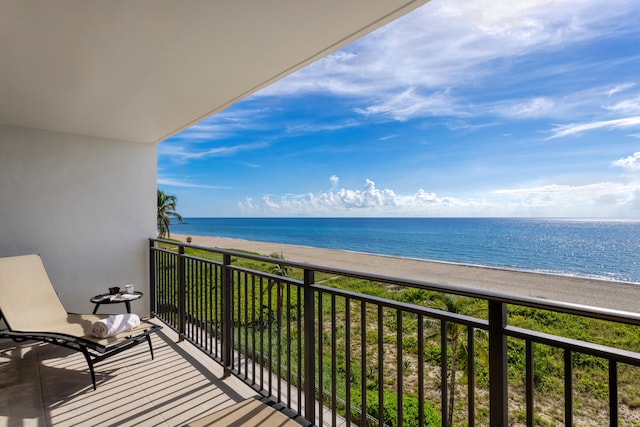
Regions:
[[353, 392, 441, 427]]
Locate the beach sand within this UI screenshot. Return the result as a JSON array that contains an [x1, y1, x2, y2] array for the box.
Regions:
[[172, 233, 640, 315]]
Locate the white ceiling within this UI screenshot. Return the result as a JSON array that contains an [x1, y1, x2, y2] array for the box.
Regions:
[[0, 0, 429, 144]]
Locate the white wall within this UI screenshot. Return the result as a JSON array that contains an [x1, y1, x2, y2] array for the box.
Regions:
[[0, 125, 156, 315]]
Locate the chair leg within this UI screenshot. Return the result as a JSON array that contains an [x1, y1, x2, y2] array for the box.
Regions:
[[146, 334, 155, 360], [80, 346, 97, 390]]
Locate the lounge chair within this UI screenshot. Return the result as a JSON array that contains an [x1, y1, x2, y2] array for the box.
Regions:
[[0, 253, 161, 390]]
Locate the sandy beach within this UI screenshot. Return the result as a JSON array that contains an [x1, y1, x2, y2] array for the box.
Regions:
[[172, 233, 640, 315]]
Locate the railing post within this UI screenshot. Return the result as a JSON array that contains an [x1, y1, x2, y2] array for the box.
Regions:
[[177, 245, 186, 342], [221, 254, 233, 377], [488, 301, 508, 426], [303, 268, 316, 423], [149, 239, 157, 318]]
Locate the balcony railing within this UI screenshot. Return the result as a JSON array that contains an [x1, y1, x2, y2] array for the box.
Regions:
[[149, 239, 640, 426]]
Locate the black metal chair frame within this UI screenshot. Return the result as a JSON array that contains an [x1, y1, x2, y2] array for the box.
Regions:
[[0, 310, 161, 390]]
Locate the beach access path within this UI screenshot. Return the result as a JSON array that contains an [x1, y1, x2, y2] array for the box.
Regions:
[[172, 234, 640, 315]]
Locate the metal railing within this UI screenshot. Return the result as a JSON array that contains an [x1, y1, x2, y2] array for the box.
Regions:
[[149, 239, 640, 426]]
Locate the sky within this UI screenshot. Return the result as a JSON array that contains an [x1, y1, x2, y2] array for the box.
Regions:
[[158, 0, 640, 218]]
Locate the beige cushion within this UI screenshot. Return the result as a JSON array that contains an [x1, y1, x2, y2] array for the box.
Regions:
[[0, 254, 68, 329], [0, 254, 152, 347]]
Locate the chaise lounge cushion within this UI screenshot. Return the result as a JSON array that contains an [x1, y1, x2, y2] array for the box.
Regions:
[[0, 254, 152, 346]]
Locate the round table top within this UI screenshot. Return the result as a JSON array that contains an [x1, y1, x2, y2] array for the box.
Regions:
[[90, 291, 143, 304]]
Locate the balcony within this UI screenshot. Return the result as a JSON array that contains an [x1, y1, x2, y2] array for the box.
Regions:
[[3, 240, 640, 426]]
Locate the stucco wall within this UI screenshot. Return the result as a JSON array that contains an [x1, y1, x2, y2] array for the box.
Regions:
[[0, 125, 156, 315]]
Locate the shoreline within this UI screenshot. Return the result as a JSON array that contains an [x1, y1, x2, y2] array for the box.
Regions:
[[171, 233, 640, 314]]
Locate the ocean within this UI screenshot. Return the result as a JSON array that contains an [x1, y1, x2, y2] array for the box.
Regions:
[[170, 217, 640, 284]]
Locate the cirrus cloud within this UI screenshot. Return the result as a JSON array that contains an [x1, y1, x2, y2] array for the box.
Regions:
[[547, 116, 640, 139], [257, 0, 639, 123]]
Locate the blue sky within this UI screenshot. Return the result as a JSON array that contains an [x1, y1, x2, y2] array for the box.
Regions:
[[158, 0, 640, 218]]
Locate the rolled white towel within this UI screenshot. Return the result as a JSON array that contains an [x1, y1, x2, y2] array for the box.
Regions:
[[91, 313, 141, 338]]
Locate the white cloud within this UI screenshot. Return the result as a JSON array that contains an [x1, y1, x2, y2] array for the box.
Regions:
[[607, 83, 636, 97], [238, 197, 256, 210], [613, 152, 640, 172], [172, 122, 232, 142], [159, 141, 268, 162], [256, 0, 638, 121], [261, 195, 280, 209], [168, 107, 272, 142], [604, 97, 640, 115], [547, 116, 640, 139], [485, 84, 640, 123], [242, 162, 262, 169], [240, 179, 459, 215], [492, 97, 556, 118], [354, 88, 466, 121], [330, 175, 339, 188], [158, 177, 231, 190], [493, 182, 640, 216], [238, 175, 640, 217], [285, 120, 359, 135]]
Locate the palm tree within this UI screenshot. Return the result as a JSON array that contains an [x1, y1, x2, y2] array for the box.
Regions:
[[426, 294, 487, 427], [157, 190, 182, 238], [268, 251, 291, 323]]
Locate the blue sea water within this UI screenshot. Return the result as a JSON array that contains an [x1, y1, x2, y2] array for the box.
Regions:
[[171, 217, 640, 283]]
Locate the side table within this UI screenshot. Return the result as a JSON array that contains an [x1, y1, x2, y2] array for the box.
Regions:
[[90, 291, 143, 314]]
